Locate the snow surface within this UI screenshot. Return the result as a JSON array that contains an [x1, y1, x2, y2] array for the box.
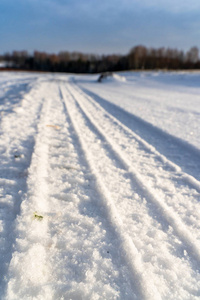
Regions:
[[0, 71, 200, 299], [98, 73, 126, 83]]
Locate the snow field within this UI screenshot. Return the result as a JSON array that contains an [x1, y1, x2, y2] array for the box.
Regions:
[[0, 72, 200, 299]]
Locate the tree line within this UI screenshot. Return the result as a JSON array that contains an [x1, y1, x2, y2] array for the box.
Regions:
[[0, 46, 199, 73]]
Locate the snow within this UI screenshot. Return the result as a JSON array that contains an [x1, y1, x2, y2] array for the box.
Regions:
[[0, 71, 200, 299]]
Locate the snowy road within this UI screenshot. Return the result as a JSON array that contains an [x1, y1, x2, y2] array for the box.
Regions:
[[0, 72, 200, 299]]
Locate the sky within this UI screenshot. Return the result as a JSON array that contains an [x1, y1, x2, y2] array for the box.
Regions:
[[0, 0, 200, 55]]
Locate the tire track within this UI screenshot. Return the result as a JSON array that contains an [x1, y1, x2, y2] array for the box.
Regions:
[[59, 85, 161, 300], [5, 81, 138, 300], [60, 83, 200, 300], [44, 84, 137, 299]]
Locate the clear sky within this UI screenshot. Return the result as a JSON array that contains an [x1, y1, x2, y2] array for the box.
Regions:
[[0, 0, 200, 55]]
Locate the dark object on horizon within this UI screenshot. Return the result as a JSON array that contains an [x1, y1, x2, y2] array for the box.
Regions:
[[98, 72, 113, 82]]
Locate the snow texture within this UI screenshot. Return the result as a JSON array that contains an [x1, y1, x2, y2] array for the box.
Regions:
[[0, 71, 200, 299]]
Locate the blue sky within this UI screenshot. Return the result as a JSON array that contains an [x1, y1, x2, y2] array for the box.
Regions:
[[0, 0, 200, 54]]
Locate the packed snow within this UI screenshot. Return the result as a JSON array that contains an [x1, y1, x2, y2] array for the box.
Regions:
[[0, 71, 200, 299]]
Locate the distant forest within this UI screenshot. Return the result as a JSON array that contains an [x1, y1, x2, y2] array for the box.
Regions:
[[0, 45, 199, 73]]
